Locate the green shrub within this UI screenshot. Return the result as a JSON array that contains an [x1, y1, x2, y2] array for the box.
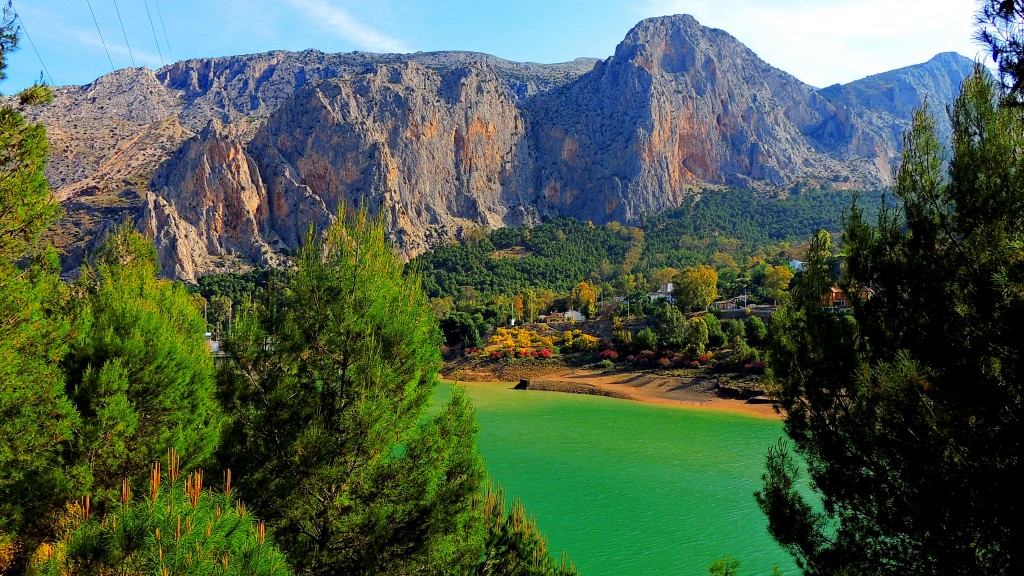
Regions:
[[31, 456, 290, 576]]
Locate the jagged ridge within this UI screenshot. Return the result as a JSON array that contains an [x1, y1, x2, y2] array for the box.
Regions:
[[13, 14, 977, 280]]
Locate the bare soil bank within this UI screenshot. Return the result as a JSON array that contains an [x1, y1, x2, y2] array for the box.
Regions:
[[442, 363, 781, 419]]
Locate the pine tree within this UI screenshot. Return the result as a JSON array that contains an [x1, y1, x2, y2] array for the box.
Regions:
[[0, 8, 78, 557], [685, 317, 709, 357], [31, 454, 292, 576], [63, 224, 223, 502], [218, 212, 486, 575], [475, 484, 578, 576], [759, 70, 1024, 575], [978, 0, 1024, 103], [656, 302, 687, 350]]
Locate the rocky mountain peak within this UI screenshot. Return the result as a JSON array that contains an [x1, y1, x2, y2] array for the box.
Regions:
[[21, 16, 981, 280]]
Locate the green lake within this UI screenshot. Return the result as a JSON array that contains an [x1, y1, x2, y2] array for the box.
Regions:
[[434, 382, 795, 576]]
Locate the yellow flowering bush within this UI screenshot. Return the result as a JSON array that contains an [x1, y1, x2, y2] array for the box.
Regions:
[[559, 330, 599, 352], [488, 328, 555, 350]]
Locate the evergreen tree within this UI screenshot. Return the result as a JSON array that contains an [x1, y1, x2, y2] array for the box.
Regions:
[[978, 0, 1024, 103], [759, 71, 1024, 575], [635, 327, 659, 351], [0, 12, 78, 559], [63, 225, 222, 501], [31, 455, 292, 576], [685, 317, 709, 357], [218, 213, 486, 575], [656, 302, 687, 350], [702, 313, 727, 349], [475, 484, 578, 576], [745, 316, 767, 347]]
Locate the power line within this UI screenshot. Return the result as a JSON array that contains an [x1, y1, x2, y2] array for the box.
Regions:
[[83, 0, 116, 72], [152, 0, 171, 61], [141, 0, 164, 67], [110, 0, 135, 67], [11, 7, 55, 85]]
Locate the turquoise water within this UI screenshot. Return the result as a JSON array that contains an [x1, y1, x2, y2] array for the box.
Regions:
[[435, 382, 795, 576]]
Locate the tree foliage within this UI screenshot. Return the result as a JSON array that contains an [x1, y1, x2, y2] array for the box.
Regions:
[[413, 190, 886, 301], [760, 71, 1024, 575], [685, 317, 709, 357], [762, 266, 794, 305], [978, 0, 1024, 103], [475, 484, 578, 576], [63, 225, 222, 502], [569, 281, 597, 318], [0, 17, 78, 554], [31, 458, 291, 576], [656, 302, 687, 350], [218, 213, 486, 575], [0, 250, 76, 541], [675, 265, 718, 311]]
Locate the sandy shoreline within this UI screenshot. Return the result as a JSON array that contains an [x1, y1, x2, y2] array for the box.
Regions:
[[442, 367, 782, 420]]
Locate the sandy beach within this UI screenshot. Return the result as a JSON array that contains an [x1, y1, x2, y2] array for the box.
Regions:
[[442, 367, 782, 419]]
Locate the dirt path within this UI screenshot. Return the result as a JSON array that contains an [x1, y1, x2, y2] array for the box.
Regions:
[[443, 365, 782, 419]]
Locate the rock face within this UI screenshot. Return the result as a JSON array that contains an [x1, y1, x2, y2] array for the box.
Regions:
[[17, 14, 978, 281], [138, 123, 282, 280], [818, 52, 978, 147], [247, 61, 538, 256], [528, 15, 889, 223]]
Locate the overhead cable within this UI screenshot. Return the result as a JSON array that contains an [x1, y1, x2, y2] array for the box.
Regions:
[[152, 0, 171, 61], [11, 6, 55, 85], [110, 0, 136, 67], [141, 0, 164, 66], [84, 0, 116, 72]]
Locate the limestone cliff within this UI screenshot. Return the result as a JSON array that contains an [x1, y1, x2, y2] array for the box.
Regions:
[[528, 15, 896, 224], [15, 14, 978, 280], [818, 52, 978, 147], [138, 123, 283, 279], [246, 61, 537, 257]]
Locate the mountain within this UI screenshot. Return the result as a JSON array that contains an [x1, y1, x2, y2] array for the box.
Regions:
[[13, 14, 977, 281], [817, 52, 977, 146]]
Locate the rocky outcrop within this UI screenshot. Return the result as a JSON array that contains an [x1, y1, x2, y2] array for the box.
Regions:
[[818, 52, 978, 147], [528, 15, 895, 224], [246, 61, 539, 259], [138, 123, 284, 279], [141, 60, 545, 279], [16, 14, 979, 280]]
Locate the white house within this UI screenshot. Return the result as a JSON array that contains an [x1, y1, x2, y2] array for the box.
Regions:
[[564, 309, 586, 322], [649, 282, 676, 303], [789, 259, 806, 272]]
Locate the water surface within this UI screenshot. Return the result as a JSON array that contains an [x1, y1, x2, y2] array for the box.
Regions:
[[435, 382, 795, 576]]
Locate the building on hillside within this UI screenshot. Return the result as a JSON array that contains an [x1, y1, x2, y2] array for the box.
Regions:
[[649, 282, 676, 303], [822, 286, 875, 308], [715, 299, 740, 311], [205, 332, 228, 364], [823, 287, 848, 308], [789, 259, 806, 271], [545, 310, 586, 323], [564, 309, 586, 322]]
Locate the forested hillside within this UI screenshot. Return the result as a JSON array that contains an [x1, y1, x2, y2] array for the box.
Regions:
[[414, 188, 885, 299]]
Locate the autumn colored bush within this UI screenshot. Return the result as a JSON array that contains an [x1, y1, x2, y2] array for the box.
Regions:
[[743, 361, 766, 373]]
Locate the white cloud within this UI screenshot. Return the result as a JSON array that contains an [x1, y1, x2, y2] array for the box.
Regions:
[[634, 0, 985, 86], [284, 0, 410, 53]]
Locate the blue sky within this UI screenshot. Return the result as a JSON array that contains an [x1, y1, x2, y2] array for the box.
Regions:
[[3, 0, 985, 93]]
